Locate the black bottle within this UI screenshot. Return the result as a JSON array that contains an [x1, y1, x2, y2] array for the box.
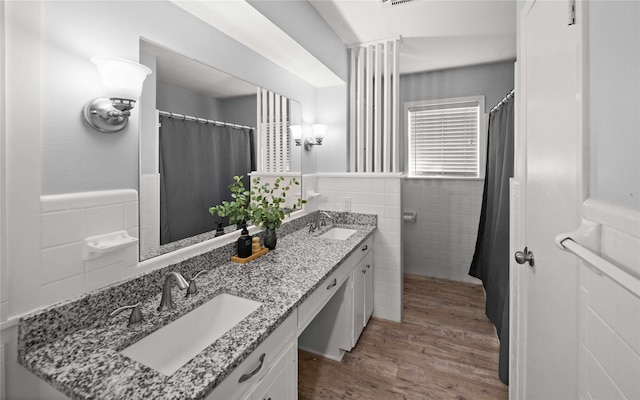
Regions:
[[237, 224, 253, 258], [214, 222, 225, 237]]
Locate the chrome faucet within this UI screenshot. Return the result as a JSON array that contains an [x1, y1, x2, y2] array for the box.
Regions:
[[309, 211, 334, 233], [109, 302, 143, 327], [185, 270, 207, 297], [158, 271, 189, 311]]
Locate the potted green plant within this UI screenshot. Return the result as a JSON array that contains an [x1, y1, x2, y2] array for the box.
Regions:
[[208, 175, 252, 232], [250, 176, 305, 250]]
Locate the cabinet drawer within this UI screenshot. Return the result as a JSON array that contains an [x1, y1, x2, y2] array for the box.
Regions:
[[206, 312, 296, 400], [297, 263, 350, 333], [352, 236, 373, 266], [251, 342, 297, 400]]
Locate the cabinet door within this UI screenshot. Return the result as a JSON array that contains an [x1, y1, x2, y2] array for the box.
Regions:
[[251, 343, 297, 400], [363, 252, 374, 326], [352, 265, 365, 343]]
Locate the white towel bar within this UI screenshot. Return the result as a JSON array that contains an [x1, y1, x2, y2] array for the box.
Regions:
[[557, 236, 640, 298]]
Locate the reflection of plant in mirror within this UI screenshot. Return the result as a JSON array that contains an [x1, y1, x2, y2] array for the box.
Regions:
[[250, 177, 306, 230], [208, 176, 252, 226]]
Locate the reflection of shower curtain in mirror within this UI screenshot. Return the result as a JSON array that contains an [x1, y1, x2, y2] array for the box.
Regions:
[[159, 116, 255, 245]]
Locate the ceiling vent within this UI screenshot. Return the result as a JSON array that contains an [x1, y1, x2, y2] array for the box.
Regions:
[[380, 0, 415, 8]]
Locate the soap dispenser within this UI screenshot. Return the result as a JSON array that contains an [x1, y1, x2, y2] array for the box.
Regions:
[[237, 225, 253, 258], [214, 222, 225, 237]]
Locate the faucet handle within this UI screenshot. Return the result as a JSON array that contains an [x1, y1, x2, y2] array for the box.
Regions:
[[185, 270, 207, 297], [109, 302, 143, 327]]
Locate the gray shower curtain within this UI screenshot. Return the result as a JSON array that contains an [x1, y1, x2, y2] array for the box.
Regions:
[[159, 116, 255, 245], [469, 91, 514, 385]]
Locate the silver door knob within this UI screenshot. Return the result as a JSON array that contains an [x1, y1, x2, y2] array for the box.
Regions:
[[514, 247, 535, 266]]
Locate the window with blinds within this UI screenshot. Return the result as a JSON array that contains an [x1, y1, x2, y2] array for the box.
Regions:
[[407, 97, 483, 177]]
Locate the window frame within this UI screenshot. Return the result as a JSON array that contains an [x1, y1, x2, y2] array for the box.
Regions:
[[404, 95, 486, 179]]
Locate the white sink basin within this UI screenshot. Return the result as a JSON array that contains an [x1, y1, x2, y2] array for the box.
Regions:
[[120, 293, 261, 375], [318, 227, 357, 241]]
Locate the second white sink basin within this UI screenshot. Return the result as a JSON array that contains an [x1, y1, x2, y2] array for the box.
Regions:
[[318, 227, 357, 241], [120, 293, 261, 375]]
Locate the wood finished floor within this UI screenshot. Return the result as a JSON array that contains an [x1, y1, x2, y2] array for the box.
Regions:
[[298, 274, 508, 400]]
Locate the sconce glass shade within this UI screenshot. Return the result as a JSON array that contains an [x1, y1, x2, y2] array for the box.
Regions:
[[84, 57, 152, 133], [312, 124, 327, 141], [92, 56, 152, 101], [304, 123, 327, 149], [290, 125, 302, 140], [290, 125, 302, 146]]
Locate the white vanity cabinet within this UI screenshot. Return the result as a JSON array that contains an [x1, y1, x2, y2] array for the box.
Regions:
[[206, 313, 297, 400], [207, 234, 374, 399], [298, 236, 374, 359]]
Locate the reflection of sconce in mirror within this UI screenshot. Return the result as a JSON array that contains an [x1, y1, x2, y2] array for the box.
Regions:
[[290, 125, 302, 147], [83, 57, 151, 133], [303, 124, 326, 151]]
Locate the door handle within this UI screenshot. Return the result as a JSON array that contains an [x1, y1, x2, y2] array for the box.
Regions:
[[514, 247, 535, 267], [239, 353, 265, 383]]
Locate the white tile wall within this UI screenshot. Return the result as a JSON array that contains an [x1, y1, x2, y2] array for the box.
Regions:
[[578, 200, 640, 400], [402, 179, 483, 284], [40, 190, 139, 308], [317, 174, 402, 322]]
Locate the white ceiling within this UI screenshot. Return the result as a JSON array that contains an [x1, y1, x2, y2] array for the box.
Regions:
[[309, 0, 516, 74], [153, 0, 516, 98], [141, 40, 257, 99], [171, 0, 345, 88]]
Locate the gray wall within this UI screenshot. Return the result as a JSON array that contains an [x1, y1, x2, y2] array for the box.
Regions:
[[587, 1, 640, 210], [316, 85, 348, 173], [156, 81, 224, 121], [399, 61, 515, 168], [219, 95, 259, 129], [40, 0, 345, 195], [156, 85, 257, 129], [400, 61, 514, 282], [400, 60, 515, 113]]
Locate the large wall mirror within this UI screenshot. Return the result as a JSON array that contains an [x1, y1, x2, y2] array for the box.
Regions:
[[138, 40, 302, 261]]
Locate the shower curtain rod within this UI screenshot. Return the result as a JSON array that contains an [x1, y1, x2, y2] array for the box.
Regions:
[[158, 110, 255, 131], [490, 89, 515, 114]]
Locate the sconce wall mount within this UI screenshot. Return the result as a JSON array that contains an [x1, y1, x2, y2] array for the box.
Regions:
[[83, 57, 151, 133], [303, 136, 323, 150], [290, 124, 327, 150]]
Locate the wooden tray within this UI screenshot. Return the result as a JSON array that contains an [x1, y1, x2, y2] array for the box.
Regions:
[[231, 247, 268, 263]]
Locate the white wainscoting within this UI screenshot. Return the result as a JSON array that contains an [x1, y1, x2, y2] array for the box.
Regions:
[[577, 200, 640, 400]]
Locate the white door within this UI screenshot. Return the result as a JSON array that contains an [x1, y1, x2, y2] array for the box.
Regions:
[[513, 0, 584, 398]]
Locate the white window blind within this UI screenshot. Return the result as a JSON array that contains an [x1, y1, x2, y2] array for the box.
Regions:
[[408, 100, 480, 177]]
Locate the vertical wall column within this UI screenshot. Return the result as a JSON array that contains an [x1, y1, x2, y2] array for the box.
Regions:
[[348, 38, 400, 173]]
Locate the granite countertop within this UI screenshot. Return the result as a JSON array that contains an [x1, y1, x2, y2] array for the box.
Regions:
[[19, 219, 376, 400]]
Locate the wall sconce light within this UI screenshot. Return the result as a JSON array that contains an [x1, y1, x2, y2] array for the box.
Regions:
[[83, 57, 152, 133], [303, 124, 327, 150], [290, 125, 302, 146]]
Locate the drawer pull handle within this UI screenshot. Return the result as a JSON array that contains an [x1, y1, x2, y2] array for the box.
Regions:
[[366, 264, 371, 269], [327, 278, 337, 289], [361, 245, 368, 251], [239, 353, 265, 383], [362, 269, 366, 273]]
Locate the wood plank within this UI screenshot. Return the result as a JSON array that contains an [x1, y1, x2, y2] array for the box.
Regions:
[[298, 274, 508, 399]]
